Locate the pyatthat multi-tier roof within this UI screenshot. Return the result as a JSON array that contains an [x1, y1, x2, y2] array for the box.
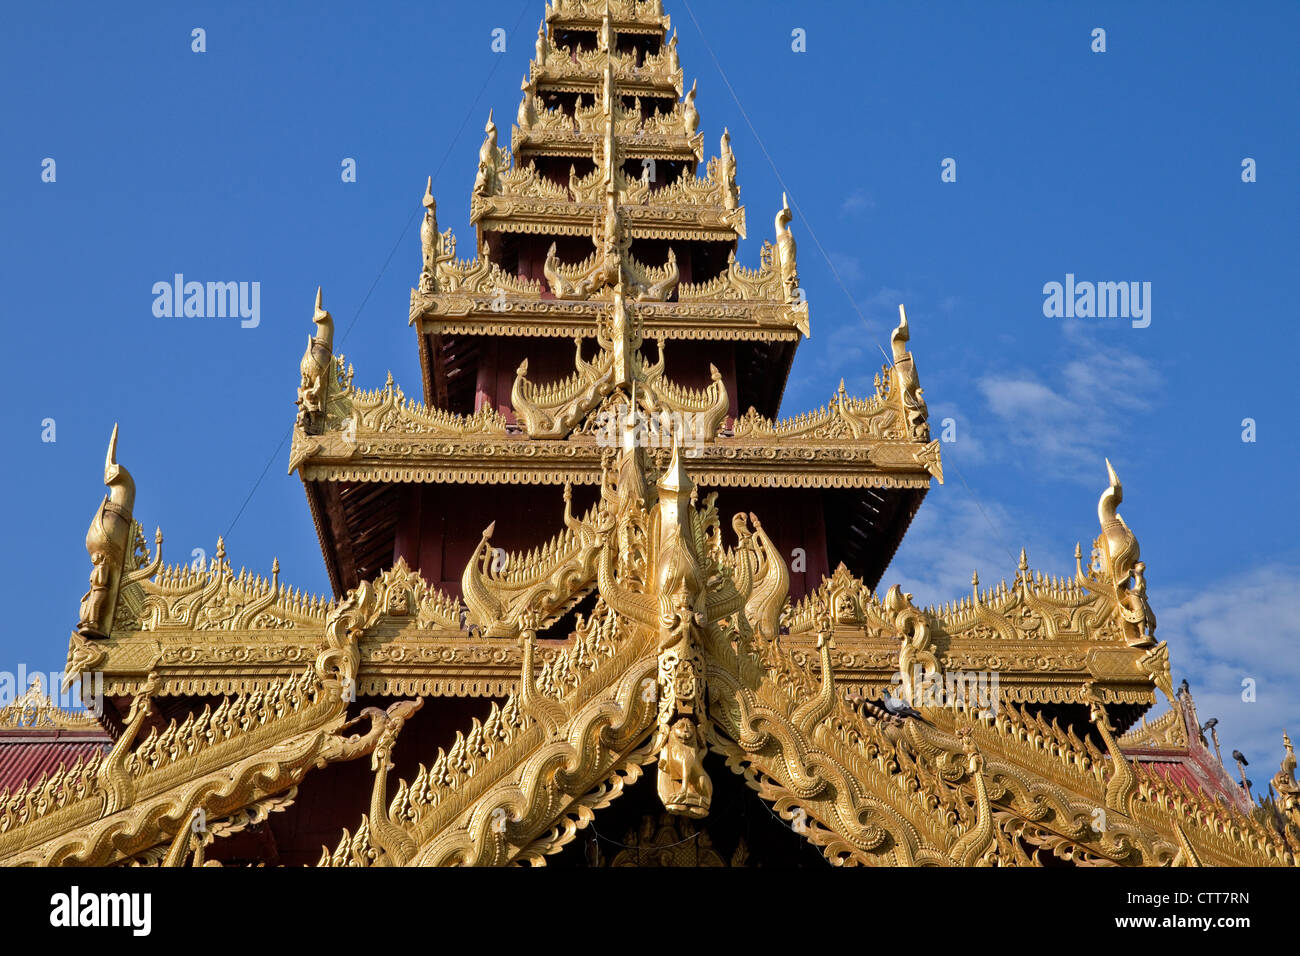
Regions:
[[3, 0, 1296, 868]]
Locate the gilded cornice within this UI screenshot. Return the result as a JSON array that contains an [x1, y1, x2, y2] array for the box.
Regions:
[[471, 194, 742, 243], [514, 124, 702, 165], [734, 373, 936, 461], [413, 271, 809, 343], [530, 54, 682, 100], [545, 0, 670, 34], [292, 320, 935, 485], [514, 87, 702, 162], [777, 476, 1179, 708], [295, 439, 937, 489], [289, 354, 509, 475], [72, 542, 474, 697]]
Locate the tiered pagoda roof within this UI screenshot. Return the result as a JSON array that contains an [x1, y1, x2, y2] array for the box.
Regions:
[[2, 0, 1296, 868], [290, 0, 938, 601]]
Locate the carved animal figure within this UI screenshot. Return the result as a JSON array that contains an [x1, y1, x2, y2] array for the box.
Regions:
[[658, 717, 711, 817]]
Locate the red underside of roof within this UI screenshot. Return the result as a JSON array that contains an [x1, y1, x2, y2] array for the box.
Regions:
[[1130, 747, 1249, 810], [0, 730, 111, 792]]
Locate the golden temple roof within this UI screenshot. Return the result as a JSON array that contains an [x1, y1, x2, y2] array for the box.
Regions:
[[6, 0, 1296, 869]]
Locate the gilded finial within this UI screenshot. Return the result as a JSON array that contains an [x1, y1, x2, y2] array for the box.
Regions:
[[297, 287, 336, 432], [77, 424, 138, 638], [422, 176, 434, 210], [657, 432, 693, 495], [683, 80, 699, 138], [774, 193, 798, 301], [891, 305, 911, 363], [105, 422, 120, 478]]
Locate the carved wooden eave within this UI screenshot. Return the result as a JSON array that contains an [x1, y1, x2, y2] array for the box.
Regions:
[[413, 291, 808, 342], [784, 545, 1168, 721], [308, 596, 1292, 868], [293, 323, 934, 477], [80, 627, 562, 701], [0, 669, 350, 866], [545, 0, 670, 34], [413, 241, 808, 344], [513, 87, 703, 162], [296, 440, 937, 488], [530, 59, 682, 101], [28, 413, 1298, 867], [513, 124, 703, 164], [706, 633, 1290, 866], [65, 545, 479, 699], [22, 0, 1295, 870], [471, 194, 742, 243]]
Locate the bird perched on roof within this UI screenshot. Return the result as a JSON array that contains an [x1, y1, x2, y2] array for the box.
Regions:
[[1233, 750, 1249, 766], [882, 690, 922, 720]]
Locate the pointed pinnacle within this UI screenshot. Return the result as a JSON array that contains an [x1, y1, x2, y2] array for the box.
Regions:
[[106, 423, 120, 471]]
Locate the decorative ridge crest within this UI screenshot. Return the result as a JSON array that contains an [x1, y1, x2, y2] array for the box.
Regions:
[[0, 678, 103, 731]]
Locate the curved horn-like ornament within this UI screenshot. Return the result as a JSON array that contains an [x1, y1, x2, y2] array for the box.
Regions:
[[744, 514, 789, 643], [461, 522, 507, 633], [1098, 458, 1138, 583], [517, 617, 565, 737], [792, 604, 836, 736], [104, 423, 136, 512]]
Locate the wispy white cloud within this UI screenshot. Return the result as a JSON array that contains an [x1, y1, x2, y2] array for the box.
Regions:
[[840, 189, 876, 216], [928, 402, 987, 464], [827, 252, 864, 284], [1158, 564, 1300, 779], [975, 322, 1163, 480]]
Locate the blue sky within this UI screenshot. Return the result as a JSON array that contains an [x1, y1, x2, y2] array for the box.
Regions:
[[2, 1, 1296, 779]]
